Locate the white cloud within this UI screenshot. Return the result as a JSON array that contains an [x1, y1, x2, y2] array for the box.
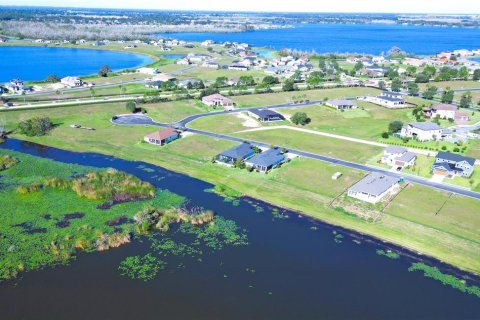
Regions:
[[1, 0, 479, 14]]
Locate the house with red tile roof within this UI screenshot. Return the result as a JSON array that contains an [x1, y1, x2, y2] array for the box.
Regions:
[[144, 127, 179, 146]]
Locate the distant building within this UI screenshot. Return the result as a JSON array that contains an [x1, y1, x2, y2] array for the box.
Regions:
[[247, 109, 285, 122], [432, 152, 475, 178], [361, 92, 406, 108], [137, 67, 160, 75], [326, 99, 357, 110], [201, 94, 235, 110], [151, 74, 176, 82], [61, 76, 83, 87], [348, 172, 400, 204], [228, 64, 249, 71], [144, 127, 179, 146], [400, 122, 449, 142]]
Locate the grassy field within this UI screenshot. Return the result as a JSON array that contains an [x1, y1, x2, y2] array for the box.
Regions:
[[418, 80, 480, 91], [232, 87, 382, 107], [467, 139, 480, 159], [235, 128, 384, 163], [3, 100, 480, 274]]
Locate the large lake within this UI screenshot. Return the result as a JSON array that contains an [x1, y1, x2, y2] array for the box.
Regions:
[[0, 139, 479, 320], [0, 46, 153, 82], [159, 23, 480, 55]]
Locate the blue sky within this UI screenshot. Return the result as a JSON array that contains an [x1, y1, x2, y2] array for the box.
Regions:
[[0, 0, 478, 14]]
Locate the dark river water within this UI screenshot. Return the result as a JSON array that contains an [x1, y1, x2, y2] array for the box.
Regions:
[[0, 139, 479, 320]]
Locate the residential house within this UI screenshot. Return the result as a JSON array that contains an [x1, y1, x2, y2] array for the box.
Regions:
[[381, 146, 416, 168], [92, 41, 106, 46], [144, 127, 179, 146], [61, 76, 83, 87], [400, 122, 449, 142], [347, 172, 400, 204], [424, 104, 470, 124], [228, 64, 249, 71], [227, 77, 240, 86], [202, 62, 219, 69], [201, 40, 215, 47], [176, 58, 191, 65], [144, 80, 163, 89], [0, 37, 7, 43], [137, 67, 159, 75], [361, 92, 406, 108], [245, 148, 286, 173], [215, 143, 256, 166], [247, 109, 285, 122], [356, 68, 383, 78], [432, 152, 475, 178], [202, 94, 235, 110], [5, 79, 32, 93], [326, 99, 357, 110], [178, 79, 201, 89], [152, 74, 176, 82]]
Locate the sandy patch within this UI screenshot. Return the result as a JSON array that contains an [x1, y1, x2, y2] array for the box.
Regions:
[[235, 112, 260, 128]]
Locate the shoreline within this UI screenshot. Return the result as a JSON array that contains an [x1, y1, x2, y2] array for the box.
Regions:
[[3, 137, 480, 279]]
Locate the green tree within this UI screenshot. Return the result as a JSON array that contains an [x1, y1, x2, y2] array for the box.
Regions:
[[282, 80, 296, 92], [441, 87, 454, 103], [458, 66, 469, 80], [126, 101, 137, 113], [388, 120, 403, 133], [262, 76, 279, 85], [378, 80, 386, 90], [98, 65, 112, 77], [239, 75, 256, 86], [407, 82, 419, 96], [45, 74, 60, 83], [391, 78, 402, 92], [415, 73, 430, 83], [459, 92, 472, 108], [212, 76, 228, 88], [89, 87, 96, 99], [291, 112, 311, 125], [422, 85, 437, 100], [473, 69, 480, 81], [18, 116, 54, 137]]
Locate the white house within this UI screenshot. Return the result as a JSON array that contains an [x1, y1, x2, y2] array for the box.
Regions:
[[381, 146, 416, 168], [400, 122, 447, 142], [348, 172, 400, 204], [201, 94, 235, 110], [431, 104, 457, 120], [137, 67, 159, 75], [61, 76, 83, 87], [361, 92, 406, 109], [325, 99, 357, 110]]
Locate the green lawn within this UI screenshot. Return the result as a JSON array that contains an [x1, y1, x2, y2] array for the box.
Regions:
[[235, 128, 384, 163], [418, 80, 480, 91]]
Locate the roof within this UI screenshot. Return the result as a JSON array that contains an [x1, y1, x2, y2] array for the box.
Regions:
[[327, 99, 356, 106], [432, 104, 457, 111], [202, 94, 234, 103], [145, 127, 178, 141], [249, 108, 283, 118], [436, 151, 475, 166], [384, 146, 407, 154], [219, 143, 255, 159], [349, 172, 400, 197], [409, 122, 442, 131], [396, 152, 416, 163], [247, 149, 285, 167], [378, 95, 404, 102]]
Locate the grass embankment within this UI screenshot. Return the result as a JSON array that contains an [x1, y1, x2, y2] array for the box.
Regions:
[[0, 149, 184, 280], [4, 102, 480, 274]]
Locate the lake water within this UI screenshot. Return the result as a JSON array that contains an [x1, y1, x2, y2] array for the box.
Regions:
[[158, 23, 480, 55], [161, 53, 186, 60], [0, 139, 479, 319], [0, 46, 153, 82]]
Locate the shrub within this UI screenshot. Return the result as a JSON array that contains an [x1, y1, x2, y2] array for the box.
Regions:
[[381, 132, 389, 139], [291, 112, 311, 125], [18, 116, 54, 137], [0, 155, 18, 171]]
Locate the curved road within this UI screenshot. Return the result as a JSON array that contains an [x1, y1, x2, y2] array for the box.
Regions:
[[112, 113, 480, 200]]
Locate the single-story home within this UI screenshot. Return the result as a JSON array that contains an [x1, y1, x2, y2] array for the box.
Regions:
[[215, 143, 256, 166], [347, 172, 400, 204], [137, 67, 160, 75], [432, 151, 475, 178], [201, 94, 235, 110], [144, 127, 179, 146], [61, 76, 83, 87], [228, 64, 249, 71], [144, 80, 163, 89], [245, 148, 286, 173], [399, 122, 449, 142], [381, 146, 416, 168], [326, 99, 357, 110], [178, 79, 201, 89], [247, 109, 285, 122], [361, 92, 406, 109], [152, 74, 176, 82]]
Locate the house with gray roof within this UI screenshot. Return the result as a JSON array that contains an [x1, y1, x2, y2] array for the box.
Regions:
[[361, 91, 406, 108], [399, 122, 451, 142], [381, 146, 416, 168], [215, 143, 256, 166], [432, 152, 475, 178], [247, 109, 285, 122], [245, 148, 286, 173], [326, 99, 357, 110], [348, 172, 400, 204]]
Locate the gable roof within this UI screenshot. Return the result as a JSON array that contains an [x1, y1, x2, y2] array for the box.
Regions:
[[145, 127, 178, 141], [327, 99, 356, 106], [219, 143, 255, 159], [432, 104, 457, 111], [249, 108, 283, 118], [247, 148, 285, 167], [385, 146, 407, 154], [436, 151, 475, 166], [349, 172, 400, 197], [409, 122, 442, 131]]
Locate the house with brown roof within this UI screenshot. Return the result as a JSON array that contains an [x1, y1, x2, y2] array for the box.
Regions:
[[144, 127, 179, 146], [201, 94, 235, 110]]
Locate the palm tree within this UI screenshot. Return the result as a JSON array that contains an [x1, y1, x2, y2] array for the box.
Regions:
[[90, 87, 96, 100], [21, 91, 26, 103]]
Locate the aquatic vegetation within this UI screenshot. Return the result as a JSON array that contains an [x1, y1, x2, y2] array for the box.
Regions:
[[71, 169, 155, 201], [376, 249, 400, 260], [179, 216, 248, 250], [208, 184, 243, 200], [118, 254, 166, 281], [150, 238, 202, 257], [0, 149, 183, 281], [0, 155, 18, 171], [408, 263, 480, 298]]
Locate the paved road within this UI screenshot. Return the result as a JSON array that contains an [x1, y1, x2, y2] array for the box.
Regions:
[[112, 114, 480, 200]]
